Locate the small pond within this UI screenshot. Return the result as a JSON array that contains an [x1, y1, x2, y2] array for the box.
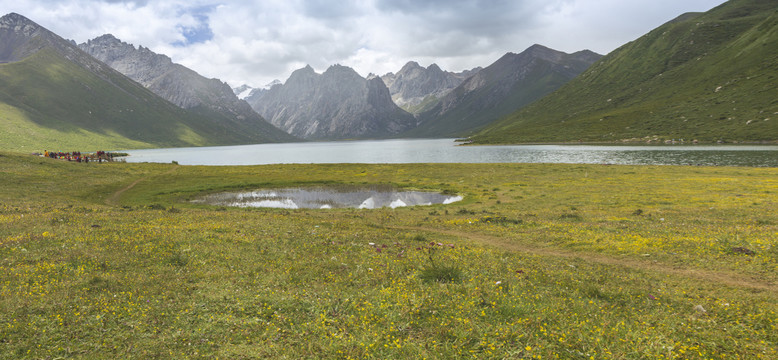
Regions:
[[192, 186, 463, 209]]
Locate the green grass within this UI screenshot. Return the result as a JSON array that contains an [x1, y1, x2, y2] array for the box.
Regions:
[[0, 103, 153, 151], [473, 0, 778, 144], [1, 151, 776, 358]]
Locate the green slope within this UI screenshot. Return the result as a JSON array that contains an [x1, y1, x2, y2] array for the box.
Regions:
[[472, 0, 778, 144], [0, 49, 290, 151]]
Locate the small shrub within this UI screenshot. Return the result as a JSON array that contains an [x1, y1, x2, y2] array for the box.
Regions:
[[412, 234, 427, 242], [167, 252, 189, 267], [86, 276, 115, 292], [50, 216, 70, 225], [419, 265, 462, 283], [560, 213, 582, 221], [731, 247, 756, 256], [481, 216, 522, 225]]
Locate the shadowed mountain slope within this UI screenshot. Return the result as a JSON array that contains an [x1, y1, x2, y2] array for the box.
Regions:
[[407, 45, 601, 138]]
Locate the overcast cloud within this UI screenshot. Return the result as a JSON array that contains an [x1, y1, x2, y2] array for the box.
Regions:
[[2, 0, 725, 87]]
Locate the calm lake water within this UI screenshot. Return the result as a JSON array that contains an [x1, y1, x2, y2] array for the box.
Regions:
[[123, 139, 778, 167]]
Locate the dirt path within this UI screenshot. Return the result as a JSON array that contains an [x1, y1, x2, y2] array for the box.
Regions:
[[105, 165, 179, 206], [390, 225, 778, 294]]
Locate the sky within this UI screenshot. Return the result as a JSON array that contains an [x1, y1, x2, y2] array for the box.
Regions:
[[3, 0, 726, 88]]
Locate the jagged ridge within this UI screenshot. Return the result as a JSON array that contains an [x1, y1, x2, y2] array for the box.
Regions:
[[381, 62, 480, 113], [247, 64, 416, 140]]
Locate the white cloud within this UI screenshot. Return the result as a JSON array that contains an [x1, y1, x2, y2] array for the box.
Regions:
[[1, 0, 726, 87]]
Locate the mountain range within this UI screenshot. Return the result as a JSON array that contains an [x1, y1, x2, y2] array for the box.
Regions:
[[471, 0, 778, 144], [0, 13, 292, 151], [245, 45, 597, 140]]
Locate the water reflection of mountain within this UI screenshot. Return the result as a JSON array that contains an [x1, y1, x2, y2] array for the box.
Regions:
[[193, 187, 463, 209]]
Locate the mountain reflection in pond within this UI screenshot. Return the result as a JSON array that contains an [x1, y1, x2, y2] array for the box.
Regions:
[[193, 186, 463, 209]]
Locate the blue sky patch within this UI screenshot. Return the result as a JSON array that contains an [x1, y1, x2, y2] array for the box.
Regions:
[[172, 4, 216, 47]]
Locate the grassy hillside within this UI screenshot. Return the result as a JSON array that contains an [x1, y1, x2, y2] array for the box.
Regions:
[[1, 151, 776, 358], [472, 0, 778, 144], [0, 49, 291, 152]]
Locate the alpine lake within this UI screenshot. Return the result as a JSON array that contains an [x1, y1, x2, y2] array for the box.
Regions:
[[124, 138, 778, 167]]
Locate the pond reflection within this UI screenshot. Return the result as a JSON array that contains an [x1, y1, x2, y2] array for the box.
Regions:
[[192, 186, 463, 209]]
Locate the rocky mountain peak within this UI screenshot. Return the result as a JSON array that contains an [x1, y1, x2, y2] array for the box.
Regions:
[[233, 79, 283, 101], [323, 64, 362, 81], [0, 12, 38, 33], [287, 65, 320, 85], [0, 13, 45, 62], [265, 79, 282, 88], [247, 64, 415, 140], [380, 61, 479, 112], [570, 49, 603, 63], [525, 44, 563, 61], [90, 33, 121, 44], [0, 12, 121, 80], [325, 63, 356, 73], [292, 64, 317, 75], [526, 43, 549, 52], [232, 84, 254, 99], [427, 63, 443, 73], [399, 61, 423, 72]]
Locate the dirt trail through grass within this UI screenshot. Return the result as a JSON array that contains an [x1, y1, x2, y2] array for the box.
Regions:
[[392, 225, 778, 294], [105, 165, 179, 206]]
